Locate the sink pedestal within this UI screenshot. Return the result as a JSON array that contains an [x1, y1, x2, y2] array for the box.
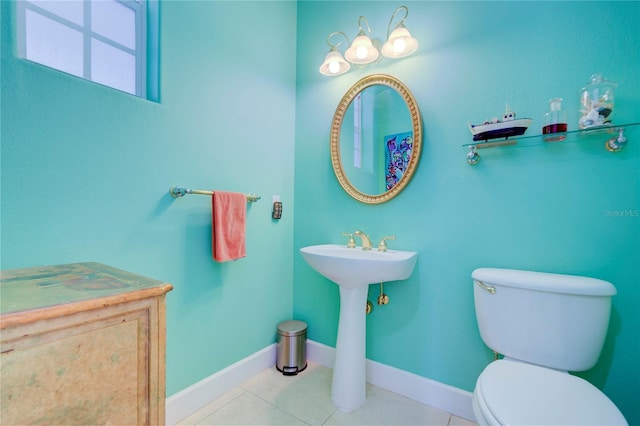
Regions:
[[299, 244, 418, 413], [331, 285, 368, 412]]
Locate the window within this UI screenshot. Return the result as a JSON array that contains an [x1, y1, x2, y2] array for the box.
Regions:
[[353, 94, 363, 169], [17, 0, 158, 100], [353, 92, 374, 174]]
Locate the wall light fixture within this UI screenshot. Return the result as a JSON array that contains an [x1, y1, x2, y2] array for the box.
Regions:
[[319, 6, 418, 77]]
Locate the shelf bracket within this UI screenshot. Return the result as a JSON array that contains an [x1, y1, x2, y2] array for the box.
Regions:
[[605, 128, 627, 152], [466, 145, 480, 165]]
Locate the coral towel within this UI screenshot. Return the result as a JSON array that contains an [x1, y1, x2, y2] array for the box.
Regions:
[[212, 191, 247, 262]]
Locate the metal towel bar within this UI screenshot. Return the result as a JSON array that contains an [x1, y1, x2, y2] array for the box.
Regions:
[[169, 186, 260, 203]]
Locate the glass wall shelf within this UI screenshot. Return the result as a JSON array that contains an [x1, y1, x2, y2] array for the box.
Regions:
[[463, 122, 639, 165]]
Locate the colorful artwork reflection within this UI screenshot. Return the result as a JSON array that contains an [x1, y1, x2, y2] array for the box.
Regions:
[[384, 131, 413, 190]]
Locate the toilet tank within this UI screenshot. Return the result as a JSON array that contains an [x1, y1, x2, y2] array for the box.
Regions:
[[472, 268, 616, 372]]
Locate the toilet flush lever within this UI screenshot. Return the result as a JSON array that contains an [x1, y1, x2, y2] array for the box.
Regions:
[[476, 280, 496, 295]]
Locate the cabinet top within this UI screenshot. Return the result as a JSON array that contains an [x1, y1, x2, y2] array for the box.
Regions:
[[1, 262, 173, 319]]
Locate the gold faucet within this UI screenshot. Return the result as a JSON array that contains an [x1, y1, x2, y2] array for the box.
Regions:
[[341, 232, 356, 248], [354, 230, 372, 250], [377, 236, 396, 252]]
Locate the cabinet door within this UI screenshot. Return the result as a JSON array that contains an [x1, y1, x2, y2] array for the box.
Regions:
[[1, 297, 165, 425]]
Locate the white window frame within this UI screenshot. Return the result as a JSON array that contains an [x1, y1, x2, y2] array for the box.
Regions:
[[17, 0, 149, 98], [353, 94, 363, 169]]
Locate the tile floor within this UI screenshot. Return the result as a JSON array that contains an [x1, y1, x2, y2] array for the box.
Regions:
[[176, 362, 477, 426]]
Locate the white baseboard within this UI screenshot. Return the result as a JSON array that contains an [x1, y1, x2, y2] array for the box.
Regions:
[[307, 340, 475, 422], [165, 340, 475, 424], [165, 344, 277, 425]]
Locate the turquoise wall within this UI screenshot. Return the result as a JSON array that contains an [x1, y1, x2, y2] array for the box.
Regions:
[[294, 1, 639, 424], [2, 0, 639, 424], [1, 1, 297, 396]]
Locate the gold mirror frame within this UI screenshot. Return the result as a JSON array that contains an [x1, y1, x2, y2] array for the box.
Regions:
[[330, 74, 422, 204]]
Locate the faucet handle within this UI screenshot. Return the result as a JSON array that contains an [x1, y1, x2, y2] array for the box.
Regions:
[[341, 232, 356, 249], [377, 235, 396, 252]]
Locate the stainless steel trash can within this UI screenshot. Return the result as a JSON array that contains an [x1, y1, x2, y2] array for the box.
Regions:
[[276, 320, 307, 375]]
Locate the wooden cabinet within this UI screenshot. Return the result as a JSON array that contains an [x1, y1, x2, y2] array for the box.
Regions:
[[0, 262, 173, 425]]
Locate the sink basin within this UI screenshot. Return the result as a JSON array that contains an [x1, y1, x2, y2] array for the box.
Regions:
[[300, 244, 418, 412], [300, 244, 418, 288]]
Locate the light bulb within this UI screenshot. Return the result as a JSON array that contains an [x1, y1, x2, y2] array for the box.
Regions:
[[381, 25, 418, 59], [393, 38, 406, 53], [320, 50, 350, 76], [345, 34, 379, 65]]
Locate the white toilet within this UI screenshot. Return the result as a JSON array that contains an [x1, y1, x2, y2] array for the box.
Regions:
[[471, 267, 628, 425]]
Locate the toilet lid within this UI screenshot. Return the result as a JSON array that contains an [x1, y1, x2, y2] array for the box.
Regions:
[[476, 360, 627, 425]]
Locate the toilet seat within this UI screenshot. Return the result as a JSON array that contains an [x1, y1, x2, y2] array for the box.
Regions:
[[474, 360, 627, 425]]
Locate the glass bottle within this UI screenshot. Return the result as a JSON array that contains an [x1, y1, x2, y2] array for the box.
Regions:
[[543, 98, 567, 142], [578, 73, 616, 129]]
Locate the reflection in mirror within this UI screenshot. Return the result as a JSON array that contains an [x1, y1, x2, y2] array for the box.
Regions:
[[340, 86, 413, 194], [330, 74, 422, 204]]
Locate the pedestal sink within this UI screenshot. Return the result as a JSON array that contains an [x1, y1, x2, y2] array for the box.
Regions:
[[299, 244, 418, 412]]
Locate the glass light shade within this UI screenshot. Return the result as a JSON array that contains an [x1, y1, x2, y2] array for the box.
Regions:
[[344, 34, 379, 65], [319, 49, 350, 76], [382, 26, 418, 58]]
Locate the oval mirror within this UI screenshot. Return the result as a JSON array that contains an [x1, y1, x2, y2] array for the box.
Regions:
[[330, 74, 422, 204]]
